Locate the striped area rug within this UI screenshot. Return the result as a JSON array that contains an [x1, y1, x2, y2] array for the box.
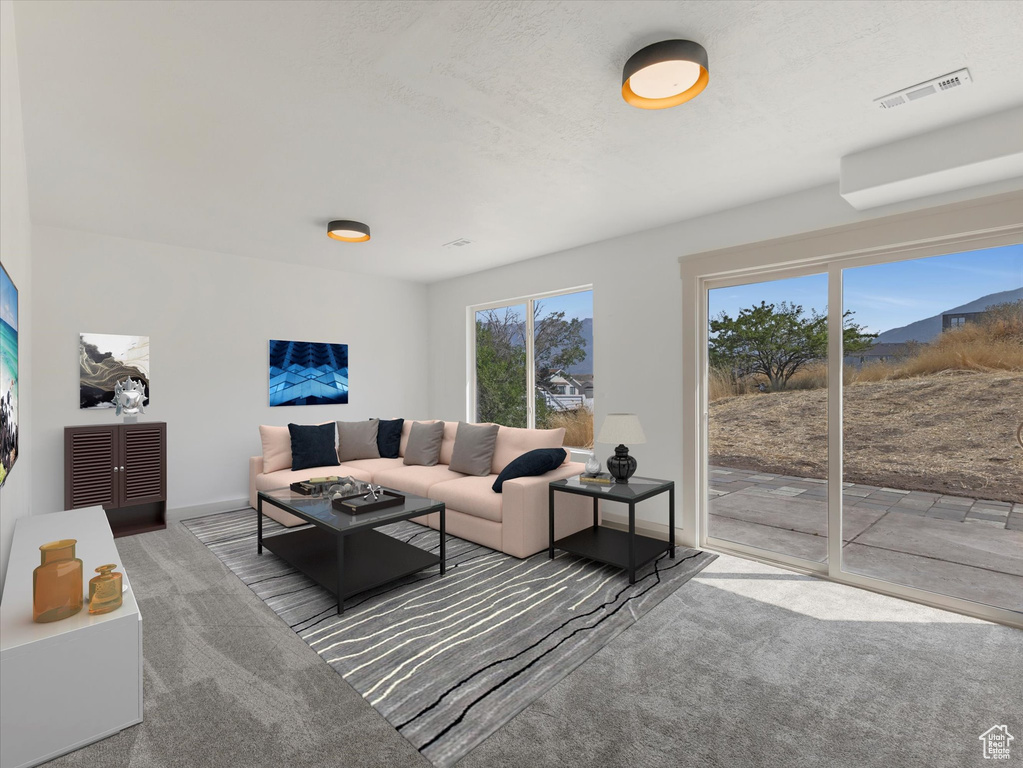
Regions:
[[183, 509, 715, 767]]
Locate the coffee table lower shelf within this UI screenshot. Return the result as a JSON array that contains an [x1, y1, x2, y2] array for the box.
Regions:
[[553, 526, 669, 573], [262, 526, 440, 600]]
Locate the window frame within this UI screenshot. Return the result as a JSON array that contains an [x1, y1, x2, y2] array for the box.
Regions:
[[467, 285, 593, 443]]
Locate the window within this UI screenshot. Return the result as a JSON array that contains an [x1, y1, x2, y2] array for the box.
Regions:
[[472, 288, 593, 447]]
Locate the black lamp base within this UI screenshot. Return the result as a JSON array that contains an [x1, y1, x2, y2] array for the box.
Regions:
[[606, 444, 637, 484]]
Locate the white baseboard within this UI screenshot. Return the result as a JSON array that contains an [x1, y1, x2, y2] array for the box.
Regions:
[[169, 498, 249, 521]]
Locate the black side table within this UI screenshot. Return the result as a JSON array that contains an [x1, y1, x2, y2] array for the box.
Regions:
[[549, 476, 675, 584]]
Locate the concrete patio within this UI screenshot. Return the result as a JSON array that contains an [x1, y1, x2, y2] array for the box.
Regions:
[[708, 466, 1023, 613]]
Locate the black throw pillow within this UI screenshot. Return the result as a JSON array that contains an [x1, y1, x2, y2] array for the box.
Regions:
[[492, 448, 567, 493], [375, 418, 404, 459], [288, 423, 340, 471]]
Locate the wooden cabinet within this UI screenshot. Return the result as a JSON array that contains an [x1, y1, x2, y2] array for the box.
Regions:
[[65, 422, 167, 537]]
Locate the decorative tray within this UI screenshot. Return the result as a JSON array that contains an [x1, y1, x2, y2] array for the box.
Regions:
[[291, 481, 330, 495], [332, 490, 405, 514]]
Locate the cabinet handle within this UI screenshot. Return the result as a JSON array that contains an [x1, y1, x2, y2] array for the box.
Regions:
[[121, 466, 126, 472], [113, 466, 119, 472]]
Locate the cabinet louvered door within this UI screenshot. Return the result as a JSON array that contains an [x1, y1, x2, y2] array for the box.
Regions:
[[65, 426, 118, 509], [120, 423, 166, 505]]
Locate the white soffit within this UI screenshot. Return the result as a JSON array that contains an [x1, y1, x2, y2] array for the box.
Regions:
[[840, 106, 1023, 210]]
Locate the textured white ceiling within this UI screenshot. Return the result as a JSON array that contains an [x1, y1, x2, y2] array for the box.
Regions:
[[12, 0, 1023, 283]]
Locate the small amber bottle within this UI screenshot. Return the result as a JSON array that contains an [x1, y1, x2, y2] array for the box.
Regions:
[[33, 539, 84, 623], [88, 564, 123, 615]]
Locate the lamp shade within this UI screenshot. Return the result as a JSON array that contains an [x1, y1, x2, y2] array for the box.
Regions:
[[596, 413, 646, 445], [622, 39, 709, 110]]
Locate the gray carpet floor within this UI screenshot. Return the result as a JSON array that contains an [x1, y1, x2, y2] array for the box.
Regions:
[[42, 507, 1022, 768]]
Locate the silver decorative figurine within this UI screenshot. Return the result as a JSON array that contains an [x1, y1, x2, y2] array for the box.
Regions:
[[114, 377, 146, 420]]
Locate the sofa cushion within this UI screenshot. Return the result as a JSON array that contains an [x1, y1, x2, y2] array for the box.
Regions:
[[399, 420, 437, 457], [289, 423, 340, 471], [438, 421, 458, 465], [493, 448, 567, 492], [429, 475, 504, 523], [491, 426, 566, 474], [259, 425, 292, 473], [404, 421, 445, 466], [375, 418, 404, 459], [338, 457, 404, 480], [337, 420, 380, 461], [449, 422, 500, 476], [374, 465, 465, 497]]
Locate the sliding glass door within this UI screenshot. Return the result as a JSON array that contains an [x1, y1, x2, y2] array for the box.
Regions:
[[706, 273, 830, 567], [702, 242, 1022, 619], [841, 246, 1023, 613]]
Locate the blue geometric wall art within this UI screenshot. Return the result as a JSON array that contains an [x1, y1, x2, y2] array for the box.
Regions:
[[269, 339, 348, 406]]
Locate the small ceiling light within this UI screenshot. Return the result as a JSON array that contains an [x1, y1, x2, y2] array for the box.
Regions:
[[622, 39, 709, 110], [327, 220, 371, 242]]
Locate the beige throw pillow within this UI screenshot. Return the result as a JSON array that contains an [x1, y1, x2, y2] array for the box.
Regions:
[[403, 421, 445, 466], [337, 420, 381, 462], [449, 422, 500, 476]]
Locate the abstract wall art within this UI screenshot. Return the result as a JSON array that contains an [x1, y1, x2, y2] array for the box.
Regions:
[[0, 263, 18, 488], [80, 333, 150, 410], [269, 339, 348, 406]]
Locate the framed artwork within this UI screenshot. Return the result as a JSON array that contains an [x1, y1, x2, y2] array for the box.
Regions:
[[80, 333, 150, 409], [0, 263, 17, 488], [269, 339, 348, 406]]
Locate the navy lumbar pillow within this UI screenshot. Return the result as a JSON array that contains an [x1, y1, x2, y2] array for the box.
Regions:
[[375, 418, 404, 459], [492, 448, 567, 493], [288, 423, 340, 471]]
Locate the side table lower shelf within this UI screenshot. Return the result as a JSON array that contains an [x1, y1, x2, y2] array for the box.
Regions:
[[553, 526, 669, 574]]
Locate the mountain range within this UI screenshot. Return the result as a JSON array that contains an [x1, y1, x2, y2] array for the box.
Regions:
[[874, 287, 1022, 344]]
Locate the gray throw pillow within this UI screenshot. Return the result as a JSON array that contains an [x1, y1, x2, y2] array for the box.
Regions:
[[403, 421, 445, 466], [449, 422, 500, 476], [337, 420, 381, 462]]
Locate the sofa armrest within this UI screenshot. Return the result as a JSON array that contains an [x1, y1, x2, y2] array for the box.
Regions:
[[501, 462, 594, 558], [249, 456, 264, 510]]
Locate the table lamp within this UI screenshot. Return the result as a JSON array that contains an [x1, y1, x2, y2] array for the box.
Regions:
[[596, 413, 646, 484]]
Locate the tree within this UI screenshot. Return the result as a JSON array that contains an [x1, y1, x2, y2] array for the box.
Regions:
[[709, 301, 875, 390], [475, 307, 527, 427], [475, 302, 588, 426]]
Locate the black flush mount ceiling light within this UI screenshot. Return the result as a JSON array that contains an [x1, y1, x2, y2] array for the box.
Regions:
[[622, 39, 709, 110], [327, 220, 371, 242]]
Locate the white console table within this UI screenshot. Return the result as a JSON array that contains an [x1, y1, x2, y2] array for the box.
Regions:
[[0, 507, 143, 768]]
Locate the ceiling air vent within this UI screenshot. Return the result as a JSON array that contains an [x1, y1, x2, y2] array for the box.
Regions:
[[442, 238, 473, 249], [873, 68, 971, 111]]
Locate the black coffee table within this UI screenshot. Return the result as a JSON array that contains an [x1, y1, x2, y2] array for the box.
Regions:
[[257, 487, 446, 614], [549, 476, 674, 584]]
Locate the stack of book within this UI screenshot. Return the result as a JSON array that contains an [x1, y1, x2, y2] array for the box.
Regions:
[[578, 473, 614, 486]]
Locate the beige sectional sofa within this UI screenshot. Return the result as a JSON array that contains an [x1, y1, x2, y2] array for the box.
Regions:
[[249, 420, 595, 558]]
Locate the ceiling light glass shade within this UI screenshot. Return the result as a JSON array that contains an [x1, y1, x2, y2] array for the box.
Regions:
[[622, 39, 709, 110], [327, 220, 371, 242]]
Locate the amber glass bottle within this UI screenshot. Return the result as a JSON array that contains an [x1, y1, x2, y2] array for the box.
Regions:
[[88, 564, 123, 615], [32, 539, 84, 623]]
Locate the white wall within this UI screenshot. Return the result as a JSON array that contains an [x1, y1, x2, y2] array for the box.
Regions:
[[427, 177, 1023, 532], [0, 0, 34, 595], [31, 226, 430, 516]]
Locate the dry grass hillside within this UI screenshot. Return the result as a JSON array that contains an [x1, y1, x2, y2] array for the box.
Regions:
[[709, 370, 1023, 502]]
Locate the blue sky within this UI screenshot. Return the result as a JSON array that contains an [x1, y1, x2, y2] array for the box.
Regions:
[[709, 243, 1022, 334], [535, 290, 593, 321]]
